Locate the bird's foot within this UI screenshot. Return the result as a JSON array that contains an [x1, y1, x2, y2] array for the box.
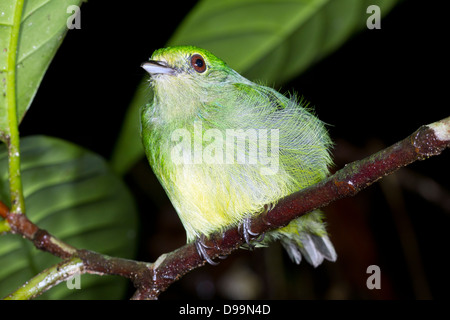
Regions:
[[239, 217, 265, 249], [194, 234, 227, 266]]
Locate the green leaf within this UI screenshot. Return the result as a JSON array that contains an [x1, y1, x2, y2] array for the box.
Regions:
[[0, 0, 84, 137], [110, 0, 399, 175], [169, 0, 397, 83], [0, 135, 138, 299]]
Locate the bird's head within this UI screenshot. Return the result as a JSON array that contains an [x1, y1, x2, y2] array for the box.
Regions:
[[142, 46, 243, 122]]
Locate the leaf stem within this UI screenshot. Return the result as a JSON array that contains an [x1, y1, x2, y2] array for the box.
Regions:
[[4, 257, 84, 300], [6, 0, 25, 215]]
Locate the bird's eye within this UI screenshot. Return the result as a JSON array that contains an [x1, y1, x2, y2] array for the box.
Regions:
[[190, 54, 206, 73]]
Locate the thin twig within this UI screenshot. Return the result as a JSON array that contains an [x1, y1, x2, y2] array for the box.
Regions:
[[4, 257, 84, 300]]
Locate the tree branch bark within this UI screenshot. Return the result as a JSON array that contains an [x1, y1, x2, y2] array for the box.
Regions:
[[1, 116, 449, 300]]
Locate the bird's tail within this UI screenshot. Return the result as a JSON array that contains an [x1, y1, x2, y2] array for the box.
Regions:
[[268, 210, 337, 267], [280, 231, 336, 267]]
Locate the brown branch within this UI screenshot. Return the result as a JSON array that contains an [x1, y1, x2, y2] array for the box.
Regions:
[[2, 116, 449, 300], [2, 211, 154, 293], [141, 117, 450, 298]]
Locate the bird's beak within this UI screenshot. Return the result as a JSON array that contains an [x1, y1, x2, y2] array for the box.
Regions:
[[141, 60, 176, 76]]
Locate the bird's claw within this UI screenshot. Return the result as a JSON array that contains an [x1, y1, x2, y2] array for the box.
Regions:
[[239, 217, 265, 249], [194, 234, 227, 265]]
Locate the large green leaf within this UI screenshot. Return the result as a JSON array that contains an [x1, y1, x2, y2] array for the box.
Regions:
[[169, 0, 397, 82], [0, 135, 138, 299], [111, 0, 398, 175], [0, 0, 83, 137]]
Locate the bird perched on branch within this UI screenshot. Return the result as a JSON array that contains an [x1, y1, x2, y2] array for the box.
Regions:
[[141, 46, 336, 267]]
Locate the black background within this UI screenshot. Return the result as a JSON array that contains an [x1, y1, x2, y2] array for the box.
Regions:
[[19, 0, 450, 300]]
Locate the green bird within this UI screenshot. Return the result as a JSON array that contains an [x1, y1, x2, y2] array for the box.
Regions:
[[141, 46, 337, 267]]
